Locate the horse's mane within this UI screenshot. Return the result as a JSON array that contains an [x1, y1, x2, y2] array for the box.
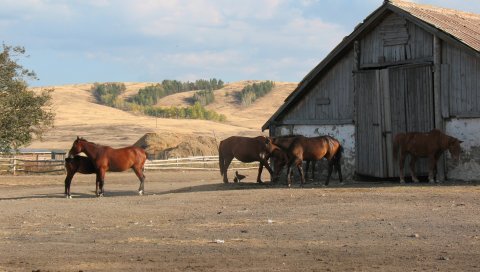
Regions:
[[77, 137, 100, 147]]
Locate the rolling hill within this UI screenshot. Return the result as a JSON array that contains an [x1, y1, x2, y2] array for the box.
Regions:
[[27, 81, 297, 151]]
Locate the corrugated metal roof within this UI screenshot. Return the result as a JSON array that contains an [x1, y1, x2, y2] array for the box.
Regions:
[[390, 0, 480, 52]]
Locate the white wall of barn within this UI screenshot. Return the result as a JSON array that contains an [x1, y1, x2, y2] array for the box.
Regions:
[[275, 119, 480, 182], [445, 118, 480, 181]]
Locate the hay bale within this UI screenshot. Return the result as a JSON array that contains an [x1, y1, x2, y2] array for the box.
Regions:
[[134, 132, 219, 159]]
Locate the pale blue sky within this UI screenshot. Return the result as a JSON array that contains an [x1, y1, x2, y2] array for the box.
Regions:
[[1, 0, 479, 87]]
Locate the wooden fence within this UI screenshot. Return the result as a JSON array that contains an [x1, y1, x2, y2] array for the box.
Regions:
[[0, 155, 258, 175]]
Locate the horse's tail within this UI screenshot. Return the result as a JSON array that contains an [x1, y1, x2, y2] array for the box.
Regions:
[[218, 140, 225, 176], [393, 133, 404, 162]]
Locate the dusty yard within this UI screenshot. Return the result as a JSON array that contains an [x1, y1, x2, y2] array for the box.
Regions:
[[0, 169, 479, 271]]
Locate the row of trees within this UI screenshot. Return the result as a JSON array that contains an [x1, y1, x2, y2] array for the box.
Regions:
[[0, 45, 55, 152], [237, 81, 275, 106], [143, 102, 226, 122], [128, 79, 223, 107], [91, 82, 226, 122]]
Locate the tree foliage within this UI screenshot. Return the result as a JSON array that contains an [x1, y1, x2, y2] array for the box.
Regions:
[[192, 89, 215, 106], [237, 81, 275, 106], [143, 102, 226, 122], [91, 80, 226, 122], [91, 82, 126, 107], [0, 45, 55, 153]]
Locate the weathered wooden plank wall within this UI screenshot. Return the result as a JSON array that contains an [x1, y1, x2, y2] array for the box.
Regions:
[[442, 42, 480, 117], [280, 50, 354, 125], [360, 13, 433, 67]]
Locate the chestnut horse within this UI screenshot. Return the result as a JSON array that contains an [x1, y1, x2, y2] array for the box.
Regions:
[[282, 135, 343, 187], [393, 129, 462, 183], [218, 136, 279, 183], [64, 155, 96, 198], [68, 137, 147, 196], [271, 136, 317, 181]]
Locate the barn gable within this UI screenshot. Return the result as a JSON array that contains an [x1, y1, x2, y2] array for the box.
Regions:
[[264, 0, 480, 180], [262, 0, 480, 132]]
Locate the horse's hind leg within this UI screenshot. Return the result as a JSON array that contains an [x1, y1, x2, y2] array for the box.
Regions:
[[409, 156, 419, 183], [133, 167, 145, 195], [222, 156, 234, 183], [399, 152, 407, 183], [326, 161, 334, 186], [297, 163, 305, 187], [428, 155, 437, 183], [335, 159, 343, 184]]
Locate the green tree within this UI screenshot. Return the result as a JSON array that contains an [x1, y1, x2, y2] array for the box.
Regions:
[[0, 45, 55, 152]]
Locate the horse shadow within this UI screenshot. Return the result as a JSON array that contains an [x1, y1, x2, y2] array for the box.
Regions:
[[1, 178, 476, 201]]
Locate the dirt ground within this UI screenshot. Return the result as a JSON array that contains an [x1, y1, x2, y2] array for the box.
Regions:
[[0, 169, 479, 271]]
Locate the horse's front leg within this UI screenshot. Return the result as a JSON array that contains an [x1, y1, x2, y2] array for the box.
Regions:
[[286, 164, 293, 188], [64, 173, 74, 199], [96, 170, 105, 197], [256, 162, 264, 183], [409, 156, 419, 183]]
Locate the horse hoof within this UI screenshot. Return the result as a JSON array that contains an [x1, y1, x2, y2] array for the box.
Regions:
[[65, 195, 72, 199], [257, 180, 264, 184], [138, 190, 144, 196]]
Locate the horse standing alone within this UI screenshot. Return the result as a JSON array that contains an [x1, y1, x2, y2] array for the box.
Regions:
[[218, 136, 279, 183], [393, 129, 462, 183], [68, 137, 147, 196]]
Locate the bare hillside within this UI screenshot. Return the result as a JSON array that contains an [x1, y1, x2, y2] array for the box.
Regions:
[[27, 81, 296, 150]]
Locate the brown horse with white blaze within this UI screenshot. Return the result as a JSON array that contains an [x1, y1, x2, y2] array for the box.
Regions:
[[68, 137, 147, 197], [218, 136, 279, 183], [393, 129, 462, 183]]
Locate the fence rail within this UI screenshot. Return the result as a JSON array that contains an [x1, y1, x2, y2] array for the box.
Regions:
[[0, 155, 258, 175]]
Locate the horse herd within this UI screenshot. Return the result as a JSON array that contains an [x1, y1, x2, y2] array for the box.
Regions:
[[65, 129, 463, 198]]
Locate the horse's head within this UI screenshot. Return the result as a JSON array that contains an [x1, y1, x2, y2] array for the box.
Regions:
[[68, 136, 86, 158], [447, 137, 463, 161]]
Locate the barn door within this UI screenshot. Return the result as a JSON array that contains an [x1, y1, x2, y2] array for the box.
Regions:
[[354, 70, 387, 177], [355, 64, 434, 178], [388, 64, 434, 177]]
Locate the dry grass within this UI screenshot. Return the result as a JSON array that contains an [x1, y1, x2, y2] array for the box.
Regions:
[[29, 81, 296, 150]]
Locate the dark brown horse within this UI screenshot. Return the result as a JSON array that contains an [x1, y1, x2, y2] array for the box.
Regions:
[[393, 129, 462, 183], [271, 136, 317, 181], [64, 155, 96, 198], [68, 137, 147, 196], [218, 136, 279, 183], [281, 135, 343, 187]]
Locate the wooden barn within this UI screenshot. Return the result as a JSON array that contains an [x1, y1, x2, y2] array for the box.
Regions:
[[262, 0, 480, 180]]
